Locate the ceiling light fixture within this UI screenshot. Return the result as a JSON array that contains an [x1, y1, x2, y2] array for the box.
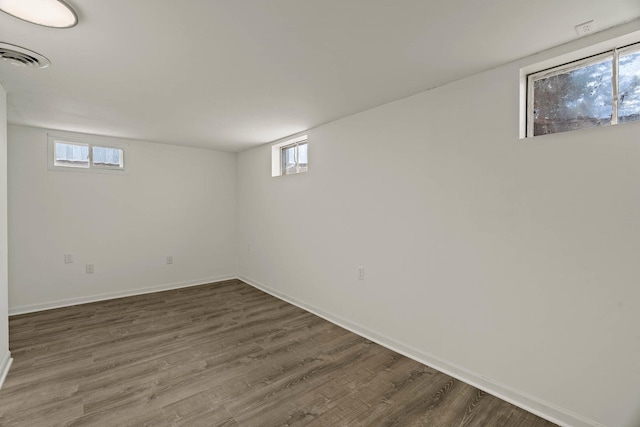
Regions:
[[0, 0, 77, 28]]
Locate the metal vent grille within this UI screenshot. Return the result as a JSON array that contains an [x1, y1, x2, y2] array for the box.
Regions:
[[0, 43, 50, 68]]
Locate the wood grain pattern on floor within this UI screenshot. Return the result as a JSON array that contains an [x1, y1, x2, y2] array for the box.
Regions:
[[0, 279, 557, 426]]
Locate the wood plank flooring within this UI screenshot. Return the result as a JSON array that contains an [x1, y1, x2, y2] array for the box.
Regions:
[[0, 279, 557, 426]]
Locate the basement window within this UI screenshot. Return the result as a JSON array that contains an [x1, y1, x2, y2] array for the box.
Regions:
[[48, 136, 127, 173], [527, 41, 640, 137], [271, 135, 308, 177], [281, 141, 308, 175]]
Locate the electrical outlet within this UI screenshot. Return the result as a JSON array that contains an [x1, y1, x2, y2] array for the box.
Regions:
[[166, 256, 173, 265], [85, 264, 94, 274], [575, 20, 594, 36], [64, 254, 73, 264], [358, 267, 365, 280]]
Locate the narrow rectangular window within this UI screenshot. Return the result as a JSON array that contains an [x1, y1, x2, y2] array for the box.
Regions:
[[92, 146, 124, 169], [54, 141, 90, 168], [526, 41, 640, 137], [529, 53, 613, 136], [618, 45, 640, 124], [281, 141, 308, 175], [271, 135, 308, 177], [48, 136, 128, 173]]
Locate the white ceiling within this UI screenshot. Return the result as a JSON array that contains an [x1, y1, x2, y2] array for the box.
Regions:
[[0, 0, 639, 152]]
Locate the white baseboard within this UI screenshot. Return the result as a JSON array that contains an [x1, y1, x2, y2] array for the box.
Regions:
[[5, 274, 603, 426], [238, 275, 604, 427], [9, 275, 237, 316], [0, 350, 12, 389]]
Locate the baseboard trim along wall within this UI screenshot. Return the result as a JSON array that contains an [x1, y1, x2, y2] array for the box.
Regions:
[[0, 351, 12, 389], [238, 275, 604, 427], [8, 275, 237, 316], [5, 273, 605, 426]]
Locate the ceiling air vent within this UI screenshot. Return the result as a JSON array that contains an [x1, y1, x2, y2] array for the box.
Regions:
[[0, 43, 50, 68]]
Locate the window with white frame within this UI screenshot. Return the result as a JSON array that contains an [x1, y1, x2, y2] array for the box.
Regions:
[[48, 136, 127, 173], [281, 140, 307, 175], [527, 41, 640, 137], [271, 135, 308, 177]]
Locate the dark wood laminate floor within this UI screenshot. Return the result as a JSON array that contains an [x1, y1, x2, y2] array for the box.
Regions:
[[0, 279, 557, 427]]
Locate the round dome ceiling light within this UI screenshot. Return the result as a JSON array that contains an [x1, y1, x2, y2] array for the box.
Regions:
[[0, 0, 77, 28]]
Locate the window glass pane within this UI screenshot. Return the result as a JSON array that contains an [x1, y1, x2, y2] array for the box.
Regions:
[[282, 145, 297, 175], [618, 50, 640, 124], [279, 140, 308, 176], [54, 141, 89, 168], [297, 143, 308, 172], [92, 146, 123, 168], [533, 57, 613, 136]]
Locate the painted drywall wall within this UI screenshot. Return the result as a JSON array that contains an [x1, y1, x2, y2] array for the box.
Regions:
[[0, 83, 11, 387], [8, 125, 237, 313], [237, 24, 640, 427]]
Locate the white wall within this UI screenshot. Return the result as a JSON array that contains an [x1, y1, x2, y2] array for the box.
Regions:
[[0, 83, 11, 387], [237, 24, 640, 427], [8, 125, 237, 313]]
